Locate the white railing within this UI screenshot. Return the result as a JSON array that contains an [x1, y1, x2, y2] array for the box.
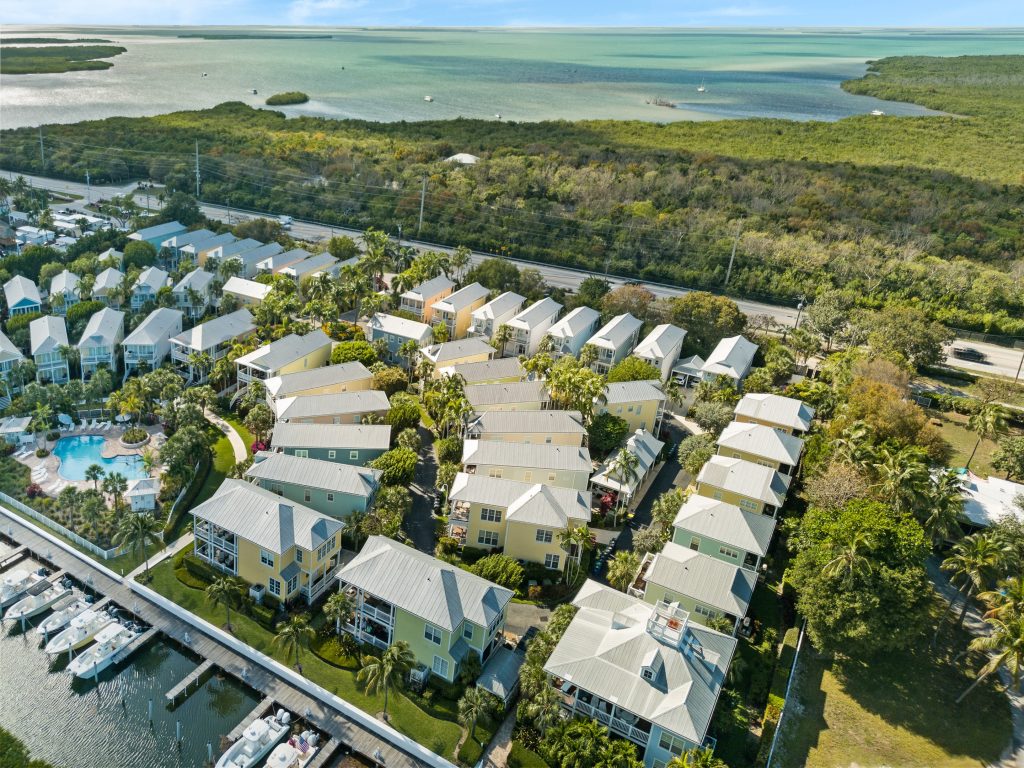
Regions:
[[571, 699, 650, 746], [360, 603, 395, 625], [0, 491, 124, 559]]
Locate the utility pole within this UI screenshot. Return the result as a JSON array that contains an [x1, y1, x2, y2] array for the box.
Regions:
[[194, 140, 201, 199], [724, 220, 742, 288], [38, 127, 45, 169], [1015, 344, 1024, 384], [416, 176, 427, 237], [85, 170, 91, 204]]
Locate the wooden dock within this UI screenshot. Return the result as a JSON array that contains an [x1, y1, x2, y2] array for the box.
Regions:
[[307, 737, 343, 768], [166, 658, 215, 702], [112, 626, 159, 665], [0, 545, 28, 570], [227, 695, 275, 741]]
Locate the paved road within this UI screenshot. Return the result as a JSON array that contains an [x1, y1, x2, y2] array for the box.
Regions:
[[6, 169, 1022, 380], [404, 425, 438, 555]]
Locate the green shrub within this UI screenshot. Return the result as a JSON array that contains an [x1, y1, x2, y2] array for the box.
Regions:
[[174, 566, 208, 590], [162, 449, 211, 537], [35, 448, 49, 458], [265, 91, 309, 106], [508, 742, 549, 768], [122, 426, 149, 443], [182, 553, 218, 583], [459, 546, 490, 565], [45, 430, 60, 441], [434, 436, 463, 465], [249, 602, 277, 630]]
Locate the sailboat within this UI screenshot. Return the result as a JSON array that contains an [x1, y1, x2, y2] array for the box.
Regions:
[[697, 79, 706, 93]]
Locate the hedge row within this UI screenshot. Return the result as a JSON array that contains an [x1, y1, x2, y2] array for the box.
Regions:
[[161, 450, 212, 538], [755, 627, 801, 767]]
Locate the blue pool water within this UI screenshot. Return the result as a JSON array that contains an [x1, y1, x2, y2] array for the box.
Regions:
[[53, 435, 148, 481]]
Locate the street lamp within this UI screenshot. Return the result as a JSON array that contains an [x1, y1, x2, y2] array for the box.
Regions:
[[794, 296, 807, 329]]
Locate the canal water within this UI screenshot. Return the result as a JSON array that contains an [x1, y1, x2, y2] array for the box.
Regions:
[[0, 550, 260, 768]]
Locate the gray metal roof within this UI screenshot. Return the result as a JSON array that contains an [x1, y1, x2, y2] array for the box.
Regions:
[[0, 329, 25, 365], [449, 472, 591, 526], [548, 306, 601, 341], [367, 313, 432, 343], [246, 452, 380, 498], [265, 362, 374, 399], [672, 496, 776, 557], [337, 536, 513, 631], [235, 329, 332, 373], [591, 430, 664, 495], [182, 232, 236, 255], [122, 308, 183, 346], [222, 276, 272, 301], [129, 221, 186, 242], [646, 543, 756, 617], [634, 324, 687, 361], [696, 456, 789, 507], [78, 308, 125, 348], [50, 269, 80, 297], [30, 315, 68, 355], [462, 439, 592, 472], [4, 275, 40, 307], [717, 421, 804, 466], [464, 380, 548, 408], [205, 237, 262, 260], [477, 646, 525, 703], [468, 410, 585, 437], [438, 357, 524, 384], [734, 393, 815, 433], [134, 266, 169, 293], [702, 335, 758, 380], [586, 313, 643, 351], [421, 337, 494, 365], [432, 282, 488, 313], [601, 380, 665, 405], [271, 422, 391, 451], [258, 247, 309, 272], [544, 580, 735, 745], [283, 252, 338, 277], [172, 268, 215, 294], [170, 308, 255, 351], [401, 274, 454, 302], [93, 267, 124, 294], [191, 479, 343, 554], [161, 228, 215, 250], [275, 390, 390, 421], [472, 291, 524, 321], [508, 297, 562, 330]]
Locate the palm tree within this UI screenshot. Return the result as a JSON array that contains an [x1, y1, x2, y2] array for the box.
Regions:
[[979, 576, 1024, 621], [558, 525, 593, 585], [187, 351, 213, 384], [942, 533, 1007, 627], [398, 339, 420, 373], [273, 614, 316, 671], [607, 550, 640, 593], [324, 591, 353, 636], [921, 470, 966, 547], [517, 685, 561, 734], [578, 344, 599, 369], [956, 614, 1024, 703], [833, 420, 875, 469], [608, 447, 641, 524], [492, 324, 512, 357], [668, 748, 729, 768], [112, 512, 164, 578], [57, 344, 80, 378], [872, 445, 930, 514], [206, 576, 244, 631], [118, 390, 144, 425], [103, 472, 129, 515], [85, 463, 105, 492], [457, 686, 496, 741], [357, 640, 415, 721], [822, 528, 874, 584], [967, 404, 1008, 470]]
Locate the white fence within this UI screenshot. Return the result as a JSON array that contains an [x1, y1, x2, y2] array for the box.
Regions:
[[0, 490, 124, 559]]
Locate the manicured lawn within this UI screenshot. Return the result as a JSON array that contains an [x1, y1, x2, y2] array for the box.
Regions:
[[221, 413, 255, 452], [775, 616, 1011, 768], [928, 410, 1007, 476], [508, 743, 550, 768], [145, 560, 464, 761]]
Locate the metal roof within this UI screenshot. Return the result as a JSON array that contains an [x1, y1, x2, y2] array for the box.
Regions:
[[672, 496, 776, 557], [222, 276, 272, 301], [172, 268, 215, 294], [634, 324, 687, 361], [275, 390, 390, 421], [449, 472, 591, 526], [646, 543, 756, 617], [161, 228, 215, 250], [205, 237, 262, 260], [591, 430, 664, 495], [78, 308, 125, 348], [734, 393, 815, 433], [338, 536, 513, 631], [191, 479, 343, 554], [271, 422, 391, 451], [508, 297, 562, 330], [420, 337, 494, 365], [601, 380, 665, 405], [477, 646, 525, 703], [170, 308, 255, 351], [246, 452, 380, 498], [548, 306, 601, 341], [367, 313, 432, 343], [183, 231, 236, 254], [265, 361, 373, 399], [468, 410, 585, 437], [128, 220, 185, 242], [472, 291, 524, 321], [432, 282, 489, 313], [257, 247, 309, 272], [696, 456, 789, 507], [283, 252, 338, 277], [93, 267, 124, 294], [702, 335, 758, 380], [50, 269, 80, 297], [464, 380, 548, 408], [400, 274, 454, 302], [126, 477, 161, 497], [717, 421, 804, 466], [235, 329, 332, 373], [462, 439, 592, 472], [30, 315, 68, 355], [438, 357, 524, 384], [134, 266, 169, 293], [544, 580, 735, 745], [122, 308, 183, 346], [4, 275, 40, 307], [586, 313, 643, 351], [0, 329, 25, 365]]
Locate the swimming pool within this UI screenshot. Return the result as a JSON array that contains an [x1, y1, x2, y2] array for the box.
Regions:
[[52, 435, 148, 481]]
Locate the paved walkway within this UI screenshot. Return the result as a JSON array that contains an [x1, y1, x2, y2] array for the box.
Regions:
[[927, 558, 1024, 767], [125, 531, 194, 581], [479, 710, 516, 768], [206, 409, 249, 464]]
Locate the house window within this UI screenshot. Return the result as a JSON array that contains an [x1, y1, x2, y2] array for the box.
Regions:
[[487, 468, 503, 479], [658, 732, 686, 757], [547, 473, 556, 482], [712, 491, 723, 501], [535, 529, 553, 544], [719, 546, 739, 559], [294, 450, 309, 458], [327, 493, 335, 502], [328, 450, 336, 459], [738, 498, 760, 513], [424, 623, 442, 646], [286, 575, 298, 594], [260, 550, 275, 568], [432, 655, 449, 678], [694, 604, 717, 619], [463, 624, 473, 641], [295, 549, 303, 563], [523, 471, 533, 482], [316, 535, 337, 561], [304, 490, 311, 502], [268, 577, 281, 596], [349, 450, 359, 460], [544, 435, 552, 444], [480, 508, 502, 523], [478, 531, 499, 547], [544, 553, 560, 569], [689, 536, 700, 551]]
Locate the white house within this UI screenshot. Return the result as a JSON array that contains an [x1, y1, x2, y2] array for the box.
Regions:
[[126, 477, 161, 512], [49, 270, 80, 314], [4, 276, 42, 316], [170, 308, 257, 384], [506, 298, 562, 357], [222, 276, 272, 307], [547, 306, 602, 360], [282, 253, 341, 285], [92, 267, 125, 307], [222, 242, 285, 278], [131, 266, 170, 311], [633, 324, 687, 382], [30, 315, 70, 384], [0, 330, 26, 394], [199, 237, 261, 269], [172, 269, 215, 319], [122, 308, 184, 374], [469, 291, 525, 340], [78, 307, 125, 379], [584, 313, 644, 375], [702, 336, 759, 384]]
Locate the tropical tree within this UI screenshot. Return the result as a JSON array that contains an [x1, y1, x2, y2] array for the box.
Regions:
[[273, 614, 316, 671], [324, 591, 353, 636], [85, 463, 105, 492], [206, 575, 244, 631], [822, 528, 874, 585], [492, 324, 512, 357], [398, 339, 420, 373], [668, 748, 729, 768], [187, 350, 213, 383], [357, 640, 415, 720], [608, 447, 641, 524], [979, 576, 1024, 621], [243, 403, 274, 443], [607, 550, 640, 593], [103, 472, 129, 515], [921, 470, 966, 546], [517, 684, 561, 734], [457, 686, 497, 741], [112, 511, 163, 578], [956, 614, 1024, 703], [942, 533, 1007, 627], [651, 487, 687, 532], [558, 525, 594, 584], [967, 404, 1009, 470], [872, 446, 930, 514]]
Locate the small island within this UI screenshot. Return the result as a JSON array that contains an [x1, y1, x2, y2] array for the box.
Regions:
[[0, 44, 126, 74], [2, 37, 113, 43], [265, 91, 310, 106]]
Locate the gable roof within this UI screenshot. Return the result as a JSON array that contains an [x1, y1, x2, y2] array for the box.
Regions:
[[438, 357, 525, 384], [367, 313, 432, 343], [508, 297, 562, 330], [126, 477, 161, 497], [450, 472, 591, 526], [222, 276, 272, 302], [134, 266, 169, 293], [432, 282, 488, 313], [30, 315, 68, 355], [93, 267, 124, 294], [420, 337, 494, 365], [464, 380, 548, 409], [122, 308, 183, 346], [78, 308, 125, 348], [205, 237, 262, 261], [50, 269, 80, 297], [696, 455, 789, 507], [401, 274, 454, 302], [246, 452, 380, 498], [129, 221, 187, 242], [548, 306, 601, 341], [591, 430, 664, 494], [702, 335, 758, 380], [672, 495, 776, 557], [472, 291, 524, 321], [170, 309, 255, 351], [646, 542, 756, 617], [0, 329, 25, 365], [734, 393, 815, 433], [4, 275, 41, 307], [468, 410, 586, 438], [183, 231, 235, 255], [258, 247, 310, 272], [282, 252, 338, 278], [234, 329, 332, 373], [634, 324, 687, 361], [161, 228, 215, 251], [337, 536, 513, 631], [266, 361, 373, 399], [191, 479, 342, 553], [602, 379, 665, 405], [271, 422, 391, 451], [275, 390, 390, 421], [462, 439, 592, 472], [172, 268, 215, 294], [586, 313, 643, 351], [717, 421, 804, 466]]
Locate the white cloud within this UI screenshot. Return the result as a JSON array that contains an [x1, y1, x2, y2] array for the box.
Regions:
[[285, 0, 369, 24], [697, 4, 789, 17]]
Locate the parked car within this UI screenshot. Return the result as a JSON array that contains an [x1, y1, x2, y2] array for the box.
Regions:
[[516, 626, 539, 653]]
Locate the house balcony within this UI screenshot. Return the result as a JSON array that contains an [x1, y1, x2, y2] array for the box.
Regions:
[[646, 599, 691, 649], [303, 564, 340, 603], [557, 685, 651, 747], [450, 501, 471, 522], [627, 552, 655, 599], [358, 600, 396, 627]]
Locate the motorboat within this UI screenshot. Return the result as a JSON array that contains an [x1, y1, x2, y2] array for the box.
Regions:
[[424, 95, 433, 102], [68, 622, 137, 678], [1, 569, 46, 608], [5, 580, 72, 622], [871, 109, 885, 116], [215, 710, 292, 768], [252, 88, 258, 95], [265, 731, 320, 768], [697, 79, 706, 93], [36, 596, 90, 638], [45, 609, 114, 655]]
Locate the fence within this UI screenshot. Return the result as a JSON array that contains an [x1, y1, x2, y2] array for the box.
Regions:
[[765, 621, 807, 768], [0, 490, 124, 560]]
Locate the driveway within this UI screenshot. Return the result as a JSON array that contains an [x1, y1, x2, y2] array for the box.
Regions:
[[404, 425, 438, 554], [505, 602, 551, 640]]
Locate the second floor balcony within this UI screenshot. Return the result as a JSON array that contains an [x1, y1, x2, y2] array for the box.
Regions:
[[556, 683, 652, 747]]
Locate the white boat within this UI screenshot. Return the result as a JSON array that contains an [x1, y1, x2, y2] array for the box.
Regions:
[[216, 710, 292, 768], [36, 597, 90, 638], [44, 609, 114, 655], [424, 95, 433, 102], [5, 580, 71, 622], [697, 79, 706, 93], [0, 569, 46, 608], [68, 622, 137, 678], [870, 109, 885, 116], [265, 731, 320, 768]]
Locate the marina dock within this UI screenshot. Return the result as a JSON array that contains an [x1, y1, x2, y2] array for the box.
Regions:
[[227, 695, 275, 741], [0, 545, 29, 570], [307, 736, 344, 768], [112, 626, 160, 665], [166, 658, 215, 702]]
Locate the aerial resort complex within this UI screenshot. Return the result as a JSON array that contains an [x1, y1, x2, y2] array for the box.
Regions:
[[0, 14, 1022, 768]]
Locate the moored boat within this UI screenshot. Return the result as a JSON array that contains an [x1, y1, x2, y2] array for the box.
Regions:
[[215, 710, 292, 768], [67, 622, 137, 678], [36, 596, 90, 638], [1, 569, 47, 608], [265, 731, 320, 768], [5, 580, 72, 621], [44, 609, 114, 655]]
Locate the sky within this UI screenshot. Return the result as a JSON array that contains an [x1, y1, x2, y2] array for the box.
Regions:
[[1, 0, 1023, 27]]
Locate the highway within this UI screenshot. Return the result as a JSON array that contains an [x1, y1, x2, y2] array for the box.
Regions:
[[6, 169, 1023, 380]]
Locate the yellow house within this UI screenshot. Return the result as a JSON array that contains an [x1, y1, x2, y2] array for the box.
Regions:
[[235, 329, 333, 389], [462, 439, 593, 491], [716, 421, 804, 478], [222, 276, 272, 307], [466, 410, 587, 447], [437, 357, 525, 385], [274, 390, 391, 425], [265, 361, 374, 403], [399, 274, 455, 325], [191, 479, 344, 605], [695, 455, 789, 517], [448, 472, 591, 571], [734, 393, 815, 437], [596, 380, 666, 435], [421, 337, 494, 378], [430, 282, 489, 340]]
